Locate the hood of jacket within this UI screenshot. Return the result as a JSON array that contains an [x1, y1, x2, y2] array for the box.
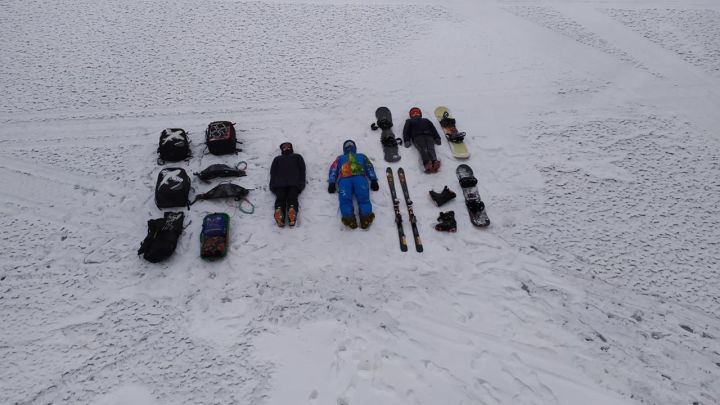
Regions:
[[342, 139, 357, 155]]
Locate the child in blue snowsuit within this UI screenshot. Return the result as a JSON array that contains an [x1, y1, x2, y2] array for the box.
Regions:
[[328, 140, 379, 229]]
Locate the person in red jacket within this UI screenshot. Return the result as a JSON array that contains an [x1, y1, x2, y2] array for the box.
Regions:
[[403, 107, 442, 173]]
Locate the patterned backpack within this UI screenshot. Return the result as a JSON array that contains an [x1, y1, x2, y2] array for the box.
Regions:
[[205, 121, 242, 155], [200, 213, 230, 260]]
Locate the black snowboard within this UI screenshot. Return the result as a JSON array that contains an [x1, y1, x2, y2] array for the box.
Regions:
[[371, 107, 402, 162], [456, 164, 490, 227]]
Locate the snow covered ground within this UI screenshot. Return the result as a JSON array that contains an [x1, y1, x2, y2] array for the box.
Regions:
[[1, 0, 719, 404]]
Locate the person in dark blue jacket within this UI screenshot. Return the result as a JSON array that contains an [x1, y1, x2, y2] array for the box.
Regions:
[[270, 142, 306, 227], [327, 140, 379, 229], [403, 107, 442, 173]]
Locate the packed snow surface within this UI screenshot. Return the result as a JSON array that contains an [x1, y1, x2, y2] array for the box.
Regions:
[[1, 0, 719, 404]]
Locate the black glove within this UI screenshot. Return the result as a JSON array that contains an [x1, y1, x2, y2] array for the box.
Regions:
[[435, 138, 442, 146], [370, 180, 379, 191], [328, 183, 336, 194]]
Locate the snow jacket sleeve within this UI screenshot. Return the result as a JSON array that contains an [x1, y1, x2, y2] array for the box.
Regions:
[[269, 156, 279, 191], [297, 154, 306, 192], [328, 156, 341, 184], [361, 154, 378, 181], [402, 119, 411, 146], [427, 118, 441, 142]]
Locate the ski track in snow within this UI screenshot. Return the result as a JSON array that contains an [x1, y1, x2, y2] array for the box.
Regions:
[[604, 8, 720, 77], [502, 5, 660, 77], [2, 0, 720, 404]]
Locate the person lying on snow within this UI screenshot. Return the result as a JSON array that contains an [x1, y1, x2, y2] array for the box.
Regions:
[[403, 106, 442, 173], [327, 139, 379, 229], [270, 142, 306, 227]]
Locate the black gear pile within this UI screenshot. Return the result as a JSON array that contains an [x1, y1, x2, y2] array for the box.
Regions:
[[429, 186, 457, 207], [434, 211, 457, 232]]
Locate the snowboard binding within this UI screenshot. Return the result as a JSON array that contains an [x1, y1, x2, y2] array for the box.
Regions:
[[381, 136, 403, 148], [459, 175, 478, 188], [429, 186, 456, 207], [435, 211, 457, 232], [447, 132, 466, 143], [371, 118, 393, 131], [439, 116, 456, 127], [467, 199, 485, 213]]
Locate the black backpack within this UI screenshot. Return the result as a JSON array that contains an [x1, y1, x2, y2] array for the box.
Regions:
[[155, 168, 191, 209], [205, 121, 241, 155], [190, 182, 255, 214], [137, 212, 185, 263], [192, 182, 249, 203], [157, 128, 191, 164], [193, 162, 247, 182]]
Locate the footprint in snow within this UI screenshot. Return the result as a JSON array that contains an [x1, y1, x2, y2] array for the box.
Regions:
[[308, 389, 318, 404]]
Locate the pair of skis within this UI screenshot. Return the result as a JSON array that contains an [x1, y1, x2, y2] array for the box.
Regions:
[[386, 167, 423, 252]]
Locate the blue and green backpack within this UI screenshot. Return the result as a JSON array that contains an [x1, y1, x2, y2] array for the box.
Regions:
[[200, 213, 230, 260]]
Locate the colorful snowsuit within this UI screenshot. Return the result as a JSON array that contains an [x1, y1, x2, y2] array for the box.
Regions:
[[328, 140, 378, 218]]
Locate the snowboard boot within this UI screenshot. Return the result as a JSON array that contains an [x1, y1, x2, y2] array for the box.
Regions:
[[432, 160, 441, 172], [359, 212, 375, 229], [342, 215, 358, 229], [287, 206, 297, 227], [423, 161, 433, 173], [429, 186, 456, 207], [435, 211, 457, 232], [274, 207, 286, 227]]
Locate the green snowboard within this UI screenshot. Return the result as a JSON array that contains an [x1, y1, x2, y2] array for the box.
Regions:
[[434, 106, 470, 159]]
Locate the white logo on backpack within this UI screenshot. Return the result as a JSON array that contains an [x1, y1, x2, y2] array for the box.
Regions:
[[160, 169, 184, 190], [162, 129, 186, 145]]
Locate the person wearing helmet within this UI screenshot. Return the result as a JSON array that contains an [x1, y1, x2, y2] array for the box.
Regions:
[[327, 140, 380, 229], [403, 107, 442, 173], [270, 142, 306, 227]]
